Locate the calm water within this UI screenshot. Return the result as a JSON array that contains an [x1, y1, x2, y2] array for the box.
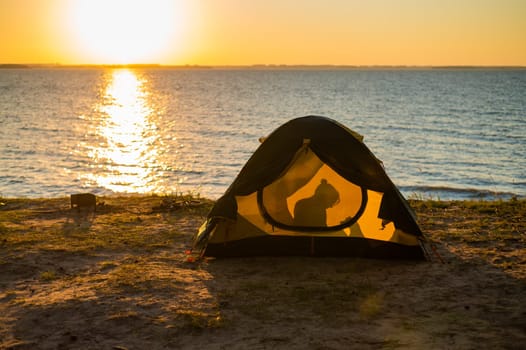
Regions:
[[1, 68, 525, 200]]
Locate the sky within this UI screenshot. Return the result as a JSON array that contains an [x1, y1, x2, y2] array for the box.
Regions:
[[1, 0, 525, 66]]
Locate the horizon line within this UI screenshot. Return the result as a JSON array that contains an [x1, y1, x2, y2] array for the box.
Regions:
[[1, 63, 526, 70]]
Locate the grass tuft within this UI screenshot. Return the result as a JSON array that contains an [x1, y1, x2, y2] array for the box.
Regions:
[[359, 291, 385, 320], [39, 270, 57, 281]]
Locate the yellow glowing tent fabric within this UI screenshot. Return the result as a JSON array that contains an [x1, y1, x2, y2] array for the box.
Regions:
[[193, 116, 425, 259]]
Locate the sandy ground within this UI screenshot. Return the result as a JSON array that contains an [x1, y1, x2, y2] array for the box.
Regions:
[[0, 196, 525, 349]]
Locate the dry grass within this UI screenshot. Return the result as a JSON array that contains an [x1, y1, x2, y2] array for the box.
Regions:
[[410, 198, 526, 276], [0, 195, 525, 349]]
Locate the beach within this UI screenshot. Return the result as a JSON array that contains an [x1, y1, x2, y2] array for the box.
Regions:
[[0, 195, 525, 349], [2, 1, 525, 348]]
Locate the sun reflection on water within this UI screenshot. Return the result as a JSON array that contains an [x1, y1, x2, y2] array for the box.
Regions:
[[85, 69, 164, 193]]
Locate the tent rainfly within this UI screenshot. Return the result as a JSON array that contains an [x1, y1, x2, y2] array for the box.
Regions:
[[192, 116, 426, 259]]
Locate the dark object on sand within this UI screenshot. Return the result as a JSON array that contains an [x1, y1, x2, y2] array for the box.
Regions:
[[70, 193, 96, 212]]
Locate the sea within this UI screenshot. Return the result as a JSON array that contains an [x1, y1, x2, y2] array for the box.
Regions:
[[1, 67, 525, 201]]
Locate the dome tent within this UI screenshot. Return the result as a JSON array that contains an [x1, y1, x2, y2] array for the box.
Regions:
[[192, 116, 426, 259]]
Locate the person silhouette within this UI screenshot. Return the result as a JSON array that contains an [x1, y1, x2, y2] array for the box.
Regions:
[[293, 179, 340, 227]]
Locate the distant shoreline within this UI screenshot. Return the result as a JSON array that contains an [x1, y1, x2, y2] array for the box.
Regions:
[[1, 63, 526, 70], [0, 64, 31, 69]]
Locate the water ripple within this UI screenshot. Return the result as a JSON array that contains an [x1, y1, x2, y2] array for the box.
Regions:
[[1, 68, 525, 200]]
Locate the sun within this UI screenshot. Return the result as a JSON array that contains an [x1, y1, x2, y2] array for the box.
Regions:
[[69, 0, 185, 64]]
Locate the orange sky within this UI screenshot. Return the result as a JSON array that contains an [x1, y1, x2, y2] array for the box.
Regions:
[[1, 0, 525, 66]]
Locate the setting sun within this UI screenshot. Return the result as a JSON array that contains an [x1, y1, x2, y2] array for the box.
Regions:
[[69, 0, 186, 64], [0, 0, 525, 66]]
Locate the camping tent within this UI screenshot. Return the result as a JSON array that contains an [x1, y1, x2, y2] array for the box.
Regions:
[[192, 116, 426, 259]]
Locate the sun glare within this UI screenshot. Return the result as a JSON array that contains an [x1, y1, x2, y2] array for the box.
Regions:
[[70, 0, 185, 64], [85, 69, 163, 193]]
